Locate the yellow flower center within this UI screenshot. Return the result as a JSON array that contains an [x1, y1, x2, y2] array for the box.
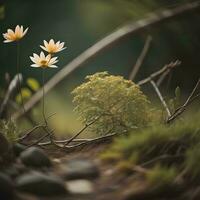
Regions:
[[40, 60, 48, 67]]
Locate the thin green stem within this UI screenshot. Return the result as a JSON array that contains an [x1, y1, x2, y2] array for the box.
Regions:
[[16, 41, 26, 114], [42, 68, 48, 125]]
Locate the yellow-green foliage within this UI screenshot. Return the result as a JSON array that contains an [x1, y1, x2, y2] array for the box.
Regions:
[[185, 144, 200, 182], [27, 78, 40, 92], [72, 72, 152, 135], [101, 116, 200, 185], [0, 120, 18, 143], [16, 77, 40, 104], [146, 165, 177, 187], [104, 122, 199, 164]]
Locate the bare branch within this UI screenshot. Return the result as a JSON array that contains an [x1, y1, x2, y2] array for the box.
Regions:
[[167, 78, 200, 123], [137, 60, 181, 86], [38, 138, 91, 146], [150, 80, 171, 117], [156, 68, 171, 87], [63, 132, 118, 150], [129, 36, 152, 80], [0, 74, 22, 118], [27, 130, 54, 147], [16, 113, 56, 142], [63, 116, 101, 147], [8, 100, 37, 126], [12, 2, 200, 120]]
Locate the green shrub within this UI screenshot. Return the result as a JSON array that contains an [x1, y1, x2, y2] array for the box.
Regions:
[[72, 72, 152, 135]]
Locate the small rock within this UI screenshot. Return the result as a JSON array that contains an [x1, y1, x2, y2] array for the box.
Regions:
[[66, 179, 94, 194], [13, 143, 26, 157], [16, 171, 67, 196], [0, 173, 14, 199], [20, 147, 51, 168], [52, 158, 61, 164], [3, 163, 27, 179], [60, 158, 100, 180]]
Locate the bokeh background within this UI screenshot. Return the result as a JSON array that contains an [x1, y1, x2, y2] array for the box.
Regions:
[[0, 0, 200, 135]]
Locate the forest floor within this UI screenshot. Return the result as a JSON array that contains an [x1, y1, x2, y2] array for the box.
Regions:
[[45, 142, 129, 200], [11, 141, 143, 200]]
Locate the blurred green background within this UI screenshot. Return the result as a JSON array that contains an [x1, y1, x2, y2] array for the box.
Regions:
[[0, 0, 200, 135]]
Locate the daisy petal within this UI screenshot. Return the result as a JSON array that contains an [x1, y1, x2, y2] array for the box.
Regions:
[[4, 40, 12, 43], [49, 65, 58, 68], [31, 64, 40, 67], [23, 27, 29, 36], [40, 45, 47, 51]]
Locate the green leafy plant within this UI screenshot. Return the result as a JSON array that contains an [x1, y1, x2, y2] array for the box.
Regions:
[[15, 77, 40, 104], [169, 86, 181, 113], [72, 72, 152, 135], [0, 120, 19, 143]]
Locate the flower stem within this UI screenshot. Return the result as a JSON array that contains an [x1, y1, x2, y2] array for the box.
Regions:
[[42, 68, 48, 125], [16, 41, 26, 114]]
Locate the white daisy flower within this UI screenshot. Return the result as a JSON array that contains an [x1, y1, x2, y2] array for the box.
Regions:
[[40, 39, 66, 54], [30, 51, 58, 68], [3, 25, 28, 43]]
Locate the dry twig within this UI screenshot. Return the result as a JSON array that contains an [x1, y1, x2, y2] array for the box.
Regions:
[[150, 80, 171, 117], [137, 60, 181, 86], [129, 36, 152, 80], [63, 132, 119, 150], [0, 74, 22, 118], [63, 116, 101, 147], [167, 78, 200, 123], [16, 113, 56, 142]]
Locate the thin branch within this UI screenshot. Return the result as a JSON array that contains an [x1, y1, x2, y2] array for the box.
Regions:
[[8, 100, 37, 126], [27, 130, 54, 147], [156, 68, 171, 87], [137, 60, 181, 86], [16, 113, 56, 142], [129, 35, 152, 80], [17, 124, 45, 142], [150, 80, 171, 117], [167, 78, 200, 123], [141, 154, 184, 167], [0, 74, 22, 118], [12, 2, 200, 120], [38, 138, 92, 146], [63, 132, 118, 150], [63, 116, 101, 147]]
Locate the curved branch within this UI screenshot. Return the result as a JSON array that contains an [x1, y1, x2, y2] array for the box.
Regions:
[[12, 2, 200, 120]]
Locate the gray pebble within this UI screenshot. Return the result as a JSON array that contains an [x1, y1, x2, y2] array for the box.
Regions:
[[16, 171, 67, 196], [20, 147, 51, 168]]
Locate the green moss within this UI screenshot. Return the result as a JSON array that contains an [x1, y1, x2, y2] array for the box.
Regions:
[[116, 161, 134, 174], [146, 164, 177, 187], [99, 151, 122, 162], [185, 144, 200, 182], [101, 116, 200, 187], [72, 72, 153, 135], [105, 121, 200, 164]]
